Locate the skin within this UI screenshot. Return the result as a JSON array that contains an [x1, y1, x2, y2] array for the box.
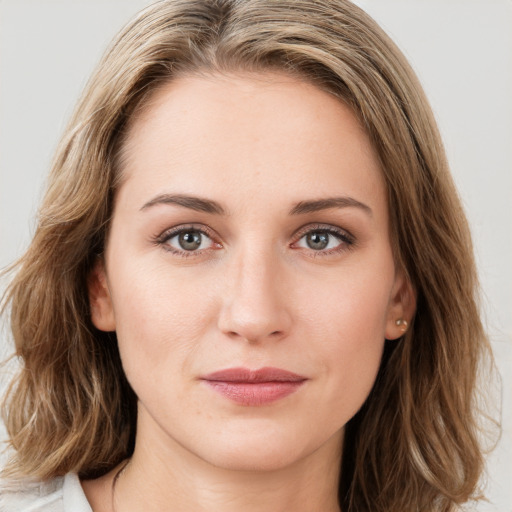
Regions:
[[84, 71, 414, 512]]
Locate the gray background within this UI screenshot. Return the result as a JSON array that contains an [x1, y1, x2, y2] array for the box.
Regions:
[[1, 0, 510, 509]]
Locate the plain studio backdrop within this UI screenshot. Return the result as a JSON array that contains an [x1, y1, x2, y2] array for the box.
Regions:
[[0, 0, 510, 510]]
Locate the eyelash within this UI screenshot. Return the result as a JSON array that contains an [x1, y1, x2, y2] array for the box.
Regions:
[[153, 223, 355, 258], [154, 224, 220, 258], [292, 223, 355, 257]]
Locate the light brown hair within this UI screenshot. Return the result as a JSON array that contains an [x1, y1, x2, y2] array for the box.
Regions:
[[1, 1, 494, 510]]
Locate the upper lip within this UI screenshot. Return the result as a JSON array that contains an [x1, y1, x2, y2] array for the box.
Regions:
[[202, 367, 307, 383]]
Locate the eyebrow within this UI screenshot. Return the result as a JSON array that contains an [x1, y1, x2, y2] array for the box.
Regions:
[[140, 194, 226, 215], [140, 193, 372, 217], [289, 197, 372, 216]]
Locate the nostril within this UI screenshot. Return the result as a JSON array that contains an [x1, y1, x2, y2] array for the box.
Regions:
[[224, 328, 285, 343]]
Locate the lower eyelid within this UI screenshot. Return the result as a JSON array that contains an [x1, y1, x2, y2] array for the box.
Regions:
[[169, 231, 214, 249], [291, 227, 356, 254], [154, 224, 354, 256]]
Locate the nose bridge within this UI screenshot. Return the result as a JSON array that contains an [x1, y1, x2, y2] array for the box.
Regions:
[[218, 241, 291, 342]]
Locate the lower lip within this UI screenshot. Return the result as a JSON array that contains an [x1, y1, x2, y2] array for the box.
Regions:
[[204, 381, 305, 406]]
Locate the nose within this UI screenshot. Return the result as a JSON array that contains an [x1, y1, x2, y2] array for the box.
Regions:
[[217, 247, 292, 344]]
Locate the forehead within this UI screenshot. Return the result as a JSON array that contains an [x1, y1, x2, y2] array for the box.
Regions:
[[118, 71, 386, 216]]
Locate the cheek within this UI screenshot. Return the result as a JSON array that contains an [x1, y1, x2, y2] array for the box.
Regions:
[[301, 264, 393, 409], [109, 265, 217, 386], [304, 260, 393, 346]]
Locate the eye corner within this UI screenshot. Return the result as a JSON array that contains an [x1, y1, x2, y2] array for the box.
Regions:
[[153, 223, 222, 257], [290, 223, 356, 256]]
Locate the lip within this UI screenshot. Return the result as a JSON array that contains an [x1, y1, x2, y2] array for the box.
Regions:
[[201, 367, 307, 406]]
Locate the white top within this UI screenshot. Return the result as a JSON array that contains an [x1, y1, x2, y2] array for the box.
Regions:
[[0, 473, 92, 512]]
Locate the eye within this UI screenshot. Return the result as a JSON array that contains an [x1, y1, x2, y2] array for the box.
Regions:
[[156, 226, 221, 255], [293, 225, 354, 254], [301, 231, 336, 251]]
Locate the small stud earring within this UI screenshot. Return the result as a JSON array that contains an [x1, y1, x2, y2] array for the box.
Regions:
[[395, 318, 408, 333]]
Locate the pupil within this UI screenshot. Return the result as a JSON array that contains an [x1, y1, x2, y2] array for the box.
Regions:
[[307, 231, 329, 250], [179, 231, 202, 250]]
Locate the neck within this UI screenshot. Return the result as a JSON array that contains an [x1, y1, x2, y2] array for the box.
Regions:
[[113, 413, 343, 512]]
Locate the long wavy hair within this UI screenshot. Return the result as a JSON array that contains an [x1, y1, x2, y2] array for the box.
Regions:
[[1, 1, 494, 510]]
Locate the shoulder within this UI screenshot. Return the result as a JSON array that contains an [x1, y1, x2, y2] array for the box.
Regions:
[[0, 473, 92, 512], [0, 475, 65, 512]]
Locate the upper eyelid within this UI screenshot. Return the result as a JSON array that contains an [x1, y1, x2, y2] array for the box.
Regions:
[[157, 223, 216, 241], [155, 225, 220, 256], [157, 222, 350, 237], [292, 223, 354, 240], [154, 222, 354, 250]]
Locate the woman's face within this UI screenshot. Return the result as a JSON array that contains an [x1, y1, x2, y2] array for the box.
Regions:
[[90, 72, 412, 472]]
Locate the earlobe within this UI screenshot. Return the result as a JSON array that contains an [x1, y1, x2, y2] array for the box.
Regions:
[[88, 260, 116, 332], [385, 271, 416, 341]]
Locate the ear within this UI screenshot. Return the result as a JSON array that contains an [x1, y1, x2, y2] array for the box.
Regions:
[[384, 269, 416, 340], [88, 259, 116, 332]]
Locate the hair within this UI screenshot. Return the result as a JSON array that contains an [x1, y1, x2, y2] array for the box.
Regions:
[[0, 1, 494, 510]]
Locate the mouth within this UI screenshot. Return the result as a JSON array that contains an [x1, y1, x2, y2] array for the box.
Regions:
[[201, 367, 307, 406]]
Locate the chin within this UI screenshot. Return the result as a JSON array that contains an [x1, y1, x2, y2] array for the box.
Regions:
[[202, 443, 307, 473], [188, 421, 343, 474]]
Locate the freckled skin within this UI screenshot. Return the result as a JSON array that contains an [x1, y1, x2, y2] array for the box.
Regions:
[[86, 72, 413, 512]]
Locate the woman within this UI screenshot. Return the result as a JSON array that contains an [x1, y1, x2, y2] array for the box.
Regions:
[[0, 0, 493, 510]]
